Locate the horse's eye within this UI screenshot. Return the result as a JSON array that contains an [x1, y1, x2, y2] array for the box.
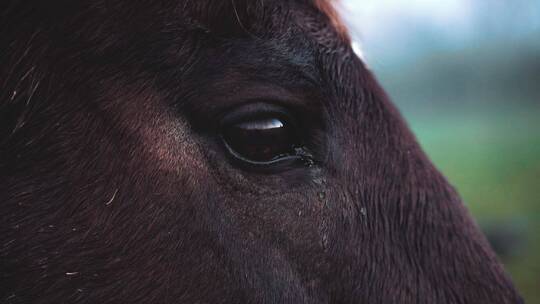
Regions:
[[221, 116, 300, 164]]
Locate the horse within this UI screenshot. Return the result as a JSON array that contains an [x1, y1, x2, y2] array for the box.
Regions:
[[0, 0, 523, 303]]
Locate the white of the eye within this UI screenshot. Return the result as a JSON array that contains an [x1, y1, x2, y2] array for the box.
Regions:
[[238, 118, 284, 130]]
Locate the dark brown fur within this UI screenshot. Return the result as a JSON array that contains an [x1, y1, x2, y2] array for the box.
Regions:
[[0, 1, 523, 303]]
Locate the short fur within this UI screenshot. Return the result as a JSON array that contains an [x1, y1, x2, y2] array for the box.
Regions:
[[0, 0, 523, 303]]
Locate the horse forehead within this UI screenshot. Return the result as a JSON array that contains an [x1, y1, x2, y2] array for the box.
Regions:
[[180, 0, 350, 39]]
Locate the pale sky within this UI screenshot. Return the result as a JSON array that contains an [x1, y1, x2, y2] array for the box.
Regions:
[[340, 0, 474, 38], [338, 0, 540, 64]]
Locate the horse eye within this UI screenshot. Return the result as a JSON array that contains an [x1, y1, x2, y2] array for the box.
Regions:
[[221, 117, 300, 164]]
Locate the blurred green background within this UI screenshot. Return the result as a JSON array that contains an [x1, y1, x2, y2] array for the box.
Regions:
[[343, 0, 540, 302]]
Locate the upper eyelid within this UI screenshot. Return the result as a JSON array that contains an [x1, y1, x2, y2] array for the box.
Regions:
[[187, 81, 318, 122]]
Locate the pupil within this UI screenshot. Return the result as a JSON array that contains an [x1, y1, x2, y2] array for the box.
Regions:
[[223, 117, 296, 162]]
